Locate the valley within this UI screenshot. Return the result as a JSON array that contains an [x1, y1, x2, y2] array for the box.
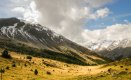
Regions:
[[0, 48, 131, 80], [0, 18, 131, 80], [0, 0, 131, 80]]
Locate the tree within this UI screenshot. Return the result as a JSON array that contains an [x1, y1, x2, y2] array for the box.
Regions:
[[34, 69, 38, 75], [1, 49, 11, 58]]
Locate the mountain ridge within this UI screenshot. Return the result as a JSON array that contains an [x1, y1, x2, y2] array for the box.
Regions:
[[0, 17, 107, 65], [87, 39, 131, 60]]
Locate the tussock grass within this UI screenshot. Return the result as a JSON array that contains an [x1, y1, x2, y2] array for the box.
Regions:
[[0, 49, 130, 80]]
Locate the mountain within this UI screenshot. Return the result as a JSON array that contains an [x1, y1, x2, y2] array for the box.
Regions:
[[87, 39, 131, 60], [0, 17, 106, 65]]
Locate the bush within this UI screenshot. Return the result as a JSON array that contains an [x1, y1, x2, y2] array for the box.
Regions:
[[108, 68, 112, 73], [0, 69, 5, 73], [12, 63, 16, 67], [125, 68, 128, 71], [120, 66, 123, 68], [34, 69, 38, 75], [6, 66, 10, 70], [30, 69, 33, 71], [24, 63, 27, 67], [1, 49, 11, 58], [100, 75, 104, 77], [46, 71, 51, 75], [26, 56, 32, 60]]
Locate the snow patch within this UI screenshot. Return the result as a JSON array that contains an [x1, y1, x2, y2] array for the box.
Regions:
[[0, 23, 18, 38]]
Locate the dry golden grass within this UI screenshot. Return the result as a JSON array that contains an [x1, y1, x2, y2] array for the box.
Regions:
[[0, 49, 130, 80], [0, 49, 104, 80]]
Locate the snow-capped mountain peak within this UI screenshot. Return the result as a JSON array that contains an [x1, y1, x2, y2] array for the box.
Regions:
[[0, 17, 106, 65], [86, 39, 131, 60]]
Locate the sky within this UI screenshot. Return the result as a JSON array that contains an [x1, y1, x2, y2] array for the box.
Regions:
[[86, 0, 131, 30], [0, 0, 131, 46]]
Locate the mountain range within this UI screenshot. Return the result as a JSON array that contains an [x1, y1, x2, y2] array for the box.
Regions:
[[87, 39, 131, 60]]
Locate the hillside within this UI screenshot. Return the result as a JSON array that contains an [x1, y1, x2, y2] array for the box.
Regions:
[[0, 49, 104, 80], [0, 49, 130, 80], [0, 17, 107, 65]]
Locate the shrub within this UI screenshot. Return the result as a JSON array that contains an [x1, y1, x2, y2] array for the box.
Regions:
[[12, 63, 16, 67], [1, 49, 11, 58], [125, 68, 128, 71], [100, 75, 104, 77], [108, 68, 112, 73], [120, 66, 123, 68], [12, 61, 15, 63], [46, 71, 51, 75], [24, 63, 27, 67], [34, 69, 38, 75], [30, 69, 33, 71], [6, 66, 10, 70], [0, 69, 5, 73], [26, 56, 32, 60]]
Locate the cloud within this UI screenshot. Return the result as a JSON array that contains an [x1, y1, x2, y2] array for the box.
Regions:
[[85, 0, 112, 8], [0, 0, 30, 18], [0, 0, 40, 22], [12, 7, 25, 13], [34, 0, 111, 44], [96, 8, 110, 18], [88, 8, 110, 20], [82, 23, 131, 45], [4, 0, 130, 48], [22, 1, 40, 22]]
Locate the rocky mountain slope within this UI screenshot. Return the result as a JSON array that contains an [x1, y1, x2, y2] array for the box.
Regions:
[[0, 17, 106, 65]]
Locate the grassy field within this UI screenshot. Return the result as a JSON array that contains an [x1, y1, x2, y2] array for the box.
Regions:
[[70, 58, 131, 80], [0, 49, 131, 80]]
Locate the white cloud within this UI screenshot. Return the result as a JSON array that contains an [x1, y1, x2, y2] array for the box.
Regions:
[[23, 1, 40, 23], [96, 8, 110, 18], [85, 0, 112, 8], [82, 23, 131, 45], [4, 0, 130, 48], [88, 8, 110, 20], [12, 7, 25, 13], [103, 23, 131, 40], [34, 0, 111, 44], [0, 0, 40, 22]]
